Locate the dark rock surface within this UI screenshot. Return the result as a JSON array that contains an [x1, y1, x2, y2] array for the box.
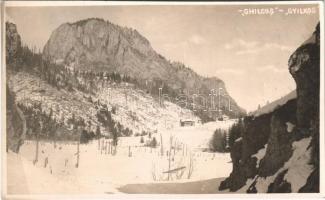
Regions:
[[298, 168, 319, 193], [220, 22, 320, 193], [288, 22, 320, 192], [220, 112, 272, 191], [6, 22, 26, 153], [267, 169, 291, 193], [6, 22, 21, 66], [6, 86, 26, 153], [258, 99, 296, 177]]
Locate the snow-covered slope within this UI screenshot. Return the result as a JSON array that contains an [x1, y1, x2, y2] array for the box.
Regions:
[[250, 90, 296, 117], [249, 90, 297, 117], [96, 84, 199, 134], [8, 71, 198, 135]]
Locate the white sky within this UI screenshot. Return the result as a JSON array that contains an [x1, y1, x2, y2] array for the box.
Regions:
[[6, 4, 320, 111]]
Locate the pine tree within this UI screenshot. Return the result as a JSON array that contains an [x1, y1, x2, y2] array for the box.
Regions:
[[209, 128, 227, 152], [96, 125, 101, 138]]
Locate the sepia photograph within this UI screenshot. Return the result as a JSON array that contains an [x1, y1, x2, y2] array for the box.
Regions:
[[2, 1, 324, 198]]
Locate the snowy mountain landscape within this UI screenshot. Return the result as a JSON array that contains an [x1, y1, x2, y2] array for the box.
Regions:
[[6, 19, 239, 194], [4, 4, 321, 196]]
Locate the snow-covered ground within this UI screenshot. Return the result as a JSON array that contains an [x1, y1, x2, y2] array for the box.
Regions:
[[7, 121, 234, 195], [161, 120, 236, 151], [7, 71, 237, 194]]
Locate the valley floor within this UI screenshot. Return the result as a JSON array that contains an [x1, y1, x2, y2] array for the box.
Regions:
[[6, 121, 234, 195], [7, 153, 227, 195], [117, 178, 227, 194]]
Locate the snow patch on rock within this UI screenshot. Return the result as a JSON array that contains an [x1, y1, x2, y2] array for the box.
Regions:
[[235, 137, 242, 143], [286, 122, 295, 133], [237, 177, 256, 193], [283, 137, 313, 192], [252, 144, 267, 168], [253, 137, 313, 193]]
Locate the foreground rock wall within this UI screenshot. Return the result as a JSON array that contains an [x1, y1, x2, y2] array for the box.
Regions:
[[6, 22, 26, 153], [219, 22, 320, 193], [6, 86, 26, 153]]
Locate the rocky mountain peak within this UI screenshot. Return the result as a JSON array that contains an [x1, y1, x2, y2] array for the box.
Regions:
[[43, 18, 154, 67]]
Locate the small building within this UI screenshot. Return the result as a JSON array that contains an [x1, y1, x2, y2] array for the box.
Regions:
[[217, 114, 229, 121], [222, 115, 230, 121], [180, 119, 195, 127]]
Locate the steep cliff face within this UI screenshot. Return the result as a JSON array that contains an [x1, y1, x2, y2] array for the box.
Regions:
[[43, 18, 158, 78], [42, 18, 244, 116], [219, 99, 296, 192], [6, 22, 22, 67], [43, 18, 194, 83], [220, 23, 320, 193], [289, 22, 320, 192], [6, 86, 26, 153], [219, 111, 273, 191], [6, 22, 26, 153], [289, 23, 320, 134]]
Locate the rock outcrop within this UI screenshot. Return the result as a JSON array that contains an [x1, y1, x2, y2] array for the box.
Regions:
[[220, 22, 320, 193], [6, 22, 26, 153], [6, 22, 21, 67], [42, 18, 245, 117], [6, 86, 26, 153], [289, 23, 320, 135], [219, 99, 296, 192], [289, 22, 320, 192]]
